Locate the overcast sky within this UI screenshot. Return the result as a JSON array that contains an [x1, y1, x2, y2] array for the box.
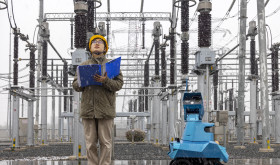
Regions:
[[0, 0, 280, 127]]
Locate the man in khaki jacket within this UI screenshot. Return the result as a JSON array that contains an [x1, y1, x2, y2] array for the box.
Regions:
[[72, 35, 123, 165]]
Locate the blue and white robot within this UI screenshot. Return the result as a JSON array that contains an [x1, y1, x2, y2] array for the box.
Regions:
[[168, 81, 229, 165]]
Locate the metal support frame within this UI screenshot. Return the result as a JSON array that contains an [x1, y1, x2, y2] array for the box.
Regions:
[[168, 0, 178, 141], [249, 80, 257, 143], [274, 95, 280, 143], [12, 94, 19, 148], [51, 87, 55, 141], [205, 65, 210, 122], [218, 53, 224, 111], [59, 90, 63, 141], [169, 90, 177, 142], [257, 0, 270, 149], [27, 101, 34, 146], [73, 91, 86, 158], [41, 82, 48, 144], [60, 71, 65, 141], [147, 89, 152, 142], [161, 97, 168, 145], [8, 86, 36, 147], [44, 12, 171, 22], [151, 79, 161, 144], [35, 0, 44, 144], [236, 0, 247, 146]]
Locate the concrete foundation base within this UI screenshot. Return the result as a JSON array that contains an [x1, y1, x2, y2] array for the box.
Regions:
[[259, 148, 274, 152], [271, 143, 280, 147], [228, 141, 237, 144], [234, 146, 246, 149], [152, 143, 160, 147], [26, 145, 35, 148], [161, 146, 169, 151], [68, 156, 87, 160], [3, 147, 26, 152], [49, 142, 73, 145]]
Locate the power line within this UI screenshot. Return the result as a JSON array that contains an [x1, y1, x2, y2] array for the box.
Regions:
[[189, 11, 197, 28], [4, 0, 15, 29], [10, 0, 17, 28], [0, 78, 9, 82], [212, 0, 236, 33], [250, 0, 270, 21], [266, 5, 280, 18], [218, 0, 271, 49], [0, 84, 9, 88]]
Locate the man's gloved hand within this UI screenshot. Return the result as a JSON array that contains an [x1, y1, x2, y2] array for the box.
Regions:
[[93, 72, 107, 83]]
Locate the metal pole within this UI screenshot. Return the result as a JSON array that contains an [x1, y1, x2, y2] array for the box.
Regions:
[[223, 124, 226, 147], [60, 71, 64, 141], [205, 65, 210, 122], [213, 71, 218, 110], [51, 60, 55, 141], [12, 95, 19, 147], [169, 90, 176, 141], [35, 0, 44, 144], [20, 98, 23, 117], [250, 80, 257, 143], [152, 80, 160, 144], [69, 89, 74, 142], [73, 91, 79, 157], [41, 82, 48, 143], [169, 0, 178, 139], [237, 0, 247, 146], [51, 87, 55, 141], [219, 53, 223, 111], [59, 90, 62, 141], [8, 27, 12, 138], [197, 75, 205, 104], [152, 22, 161, 144], [62, 62, 70, 141], [148, 89, 152, 142], [41, 39, 48, 144], [257, 0, 270, 149], [27, 101, 34, 146], [179, 90, 184, 139], [275, 98, 280, 143], [162, 99, 168, 145]]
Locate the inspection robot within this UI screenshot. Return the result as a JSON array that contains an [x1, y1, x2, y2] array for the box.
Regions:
[[168, 81, 229, 165]]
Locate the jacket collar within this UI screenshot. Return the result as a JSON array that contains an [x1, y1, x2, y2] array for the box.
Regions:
[[91, 55, 106, 64]]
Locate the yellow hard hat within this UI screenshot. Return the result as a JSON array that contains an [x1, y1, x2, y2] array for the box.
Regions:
[[88, 35, 108, 54]]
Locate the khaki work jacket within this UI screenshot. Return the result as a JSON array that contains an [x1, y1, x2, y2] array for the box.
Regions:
[[72, 56, 123, 119]]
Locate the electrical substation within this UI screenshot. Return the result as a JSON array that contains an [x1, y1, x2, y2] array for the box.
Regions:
[[0, 0, 280, 164]]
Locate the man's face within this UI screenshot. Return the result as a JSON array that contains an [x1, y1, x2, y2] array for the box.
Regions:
[[90, 39, 105, 54]]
